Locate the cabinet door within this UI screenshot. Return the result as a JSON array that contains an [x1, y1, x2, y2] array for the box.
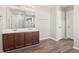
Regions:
[[32, 31, 39, 44], [14, 33, 24, 48], [24, 32, 33, 46], [3, 33, 14, 51]]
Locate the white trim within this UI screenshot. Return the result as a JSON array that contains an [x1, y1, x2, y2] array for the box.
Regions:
[[40, 36, 57, 41], [50, 37, 56, 40], [40, 36, 51, 40], [50, 37, 59, 41], [73, 46, 79, 50]]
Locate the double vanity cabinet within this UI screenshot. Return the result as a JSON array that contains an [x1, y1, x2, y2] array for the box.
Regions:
[[2, 28, 39, 52]]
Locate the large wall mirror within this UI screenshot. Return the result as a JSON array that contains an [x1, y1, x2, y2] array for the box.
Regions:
[[6, 7, 35, 29]]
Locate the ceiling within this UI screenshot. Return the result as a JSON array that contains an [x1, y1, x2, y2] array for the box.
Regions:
[[35, 5, 73, 9]]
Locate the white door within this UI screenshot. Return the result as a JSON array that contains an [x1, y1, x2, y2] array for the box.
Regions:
[[66, 8, 73, 38], [61, 9, 66, 38], [56, 7, 65, 40]]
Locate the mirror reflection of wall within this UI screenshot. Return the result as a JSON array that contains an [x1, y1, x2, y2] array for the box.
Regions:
[[6, 7, 35, 29], [24, 15, 35, 28]]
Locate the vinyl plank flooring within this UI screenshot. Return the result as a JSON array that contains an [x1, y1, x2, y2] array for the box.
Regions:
[[5, 39, 79, 53]]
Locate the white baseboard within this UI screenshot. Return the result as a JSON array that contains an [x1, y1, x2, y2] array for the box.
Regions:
[[49, 37, 58, 41], [40, 36, 51, 40], [73, 46, 79, 50], [50, 37, 56, 39], [40, 36, 56, 40]]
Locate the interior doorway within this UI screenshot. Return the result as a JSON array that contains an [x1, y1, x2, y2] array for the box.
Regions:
[[62, 6, 73, 38]]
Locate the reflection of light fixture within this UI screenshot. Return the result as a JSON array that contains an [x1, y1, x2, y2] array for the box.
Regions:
[[24, 5, 35, 9]]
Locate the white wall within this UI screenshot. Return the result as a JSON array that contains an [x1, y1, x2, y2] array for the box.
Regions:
[[66, 5, 79, 49], [50, 6, 56, 39], [0, 6, 3, 52], [50, 6, 64, 41], [50, 5, 79, 49], [56, 6, 63, 40], [35, 6, 50, 40], [0, 6, 7, 52], [73, 6, 79, 48]]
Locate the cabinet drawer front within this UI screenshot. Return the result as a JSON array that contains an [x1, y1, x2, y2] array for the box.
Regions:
[[32, 31, 39, 44], [14, 33, 24, 48], [3, 33, 14, 51], [24, 32, 33, 46], [2, 31, 39, 51]]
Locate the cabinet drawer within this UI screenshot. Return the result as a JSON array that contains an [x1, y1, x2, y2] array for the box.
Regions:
[[3, 31, 39, 52], [3, 33, 14, 51], [14, 33, 24, 48], [24, 32, 33, 46], [32, 31, 39, 45]]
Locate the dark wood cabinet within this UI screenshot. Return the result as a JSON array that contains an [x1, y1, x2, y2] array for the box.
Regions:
[[24, 32, 33, 46], [3, 31, 39, 52], [14, 33, 24, 48], [3, 33, 14, 51], [32, 31, 39, 44]]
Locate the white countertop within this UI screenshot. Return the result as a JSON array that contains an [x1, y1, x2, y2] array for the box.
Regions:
[[2, 28, 39, 34]]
